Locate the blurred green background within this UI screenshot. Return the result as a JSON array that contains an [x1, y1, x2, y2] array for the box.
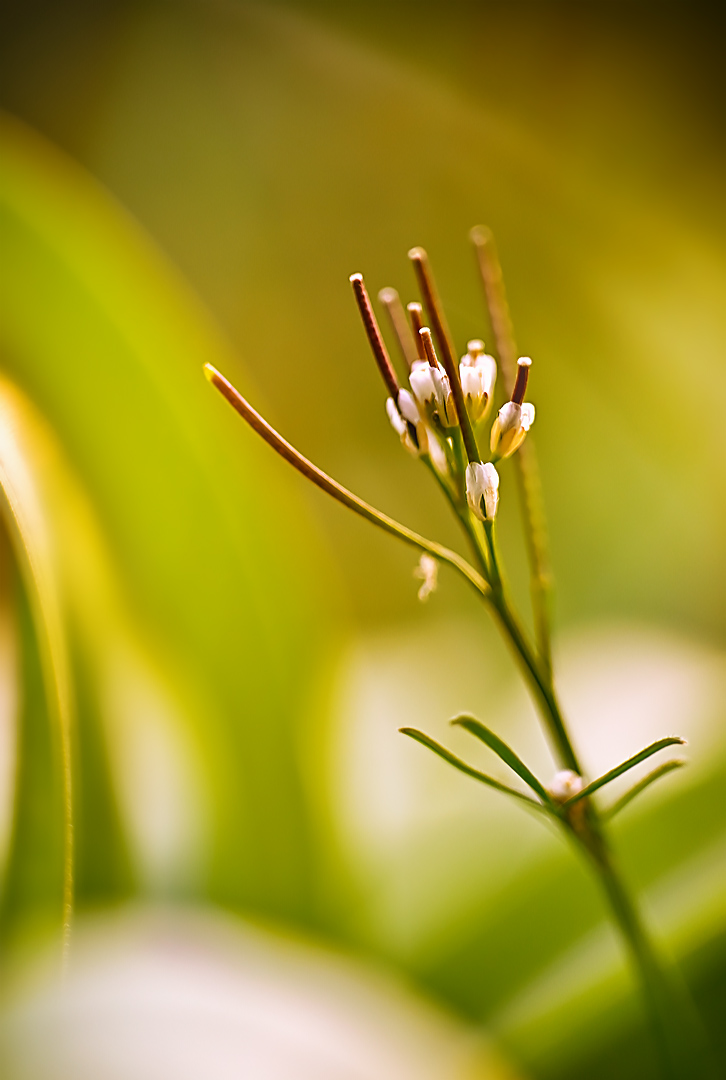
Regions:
[[0, 2, 724, 1078]]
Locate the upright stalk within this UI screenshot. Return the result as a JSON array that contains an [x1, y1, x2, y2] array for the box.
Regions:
[[453, 503, 700, 1073], [471, 226, 553, 673]]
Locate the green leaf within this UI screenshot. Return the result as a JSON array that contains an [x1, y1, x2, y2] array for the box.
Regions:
[[564, 737, 686, 806], [451, 715, 552, 805], [0, 113, 330, 921], [0, 376, 134, 954], [602, 760, 687, 822], [399, 728, 546, 811]]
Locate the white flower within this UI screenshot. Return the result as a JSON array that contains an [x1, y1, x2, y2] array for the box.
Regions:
[[548, 770, 585, 803], [465, 461, 500, 521], [409, 361, 457, 429], [490, 356, 535, 459], [459, 340, 496, 423], [489, 400, 535, 459], [414, 554, 438, 601]]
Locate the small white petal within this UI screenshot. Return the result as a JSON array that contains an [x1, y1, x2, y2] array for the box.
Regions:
[[481, 462, 500, 520], [386, 397, 406, 436], [397, 388, 420, 425], [480, 354, 497, 396], [386, 397, 419, 455], [520, 402, 535, 431], [409, 365, 435, 405], [426, 428, 448, 475], [497, 401, 521, 432], [459, 365, 480, 398]]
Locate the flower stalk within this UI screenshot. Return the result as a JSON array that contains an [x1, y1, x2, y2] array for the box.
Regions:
[[205, 231, 707, 1078], [471, 225, 553, 673]]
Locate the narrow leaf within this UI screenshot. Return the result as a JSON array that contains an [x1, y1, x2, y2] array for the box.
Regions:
[[451, 715, 552, 804], [565, 737, 686, 806], [399, 728, 546, 811], [602, 760, 687, 821]]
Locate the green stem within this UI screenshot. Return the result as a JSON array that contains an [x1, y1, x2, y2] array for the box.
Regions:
[[575, 819, 709, 1078], [482, 518, 580, 773], [421, 453, 492, 582], [432, 487, 579, 772], [206, 365, 491, 599]]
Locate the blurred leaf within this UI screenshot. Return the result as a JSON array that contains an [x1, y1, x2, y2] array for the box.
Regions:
[[0, 111, 332, 922], [0, 375, 133, 953]]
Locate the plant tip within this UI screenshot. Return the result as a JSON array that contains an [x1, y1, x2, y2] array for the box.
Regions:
[[469, 224, 492, 245]]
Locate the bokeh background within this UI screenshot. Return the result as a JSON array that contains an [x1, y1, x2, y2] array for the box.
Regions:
[[0, 1, 724, 1077]]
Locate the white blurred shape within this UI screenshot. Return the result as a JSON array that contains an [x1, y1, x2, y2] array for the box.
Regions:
[[330, 618, 726, 956], [103, 649, 207, 894], [0, 906, 509, 1080], [554, 622, 726, 792]]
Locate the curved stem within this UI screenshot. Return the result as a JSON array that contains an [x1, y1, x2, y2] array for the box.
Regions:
[[421, 455, 491, 581], [205, 365, 490, 600]]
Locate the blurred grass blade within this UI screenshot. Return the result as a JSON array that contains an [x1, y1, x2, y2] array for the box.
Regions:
[[399, 728, 545, 811], [0, 563, 67, 951], [602, 760, 687, 822], [565, 737, 686, 806], [0, 376, 139, 958], [451, 715, 552, 804], [0, 111, 330, 920], [0, 378, 75, 956]]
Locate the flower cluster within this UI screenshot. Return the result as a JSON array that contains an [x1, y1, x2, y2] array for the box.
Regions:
[[362, 250, 536, 541]]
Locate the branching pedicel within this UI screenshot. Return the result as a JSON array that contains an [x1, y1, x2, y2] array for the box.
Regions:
[[205, 229, 707, 1078]]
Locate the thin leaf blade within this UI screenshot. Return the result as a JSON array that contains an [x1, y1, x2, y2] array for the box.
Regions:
[[602, 760, 687, 821], [399, 728, 545, 811], [451, 715, 552, 804], [565, 737, 686, 806]]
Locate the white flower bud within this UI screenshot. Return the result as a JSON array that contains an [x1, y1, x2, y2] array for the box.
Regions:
[[459, 341, 497, 423], [414, 553, 438, 601], [397, 388, 421, 426], [409, 361, 457, 429], [465, 461, 500, 521], [548, 770, 585, 803], [489, 400, 535, 459], [386, 397, 419, 456]]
